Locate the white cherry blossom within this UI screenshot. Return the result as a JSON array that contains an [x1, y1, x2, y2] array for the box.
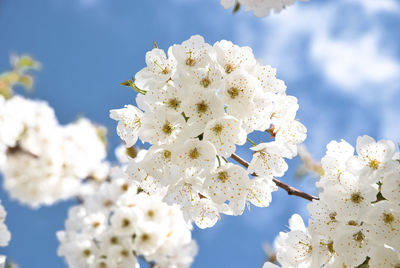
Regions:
[[246, 176, 277, 208], [135, 48, 176, 90], [350, 135, 397, 181], [204, 163, 250, 215], [173, 139, 217, 177], [214, 40, 256, 76], [182, 89, 225, 136], [170, 35, 214, 71], [249, 142, 288, 177], [366, 201, 400, 249], [221, 70, 257, 119], [110, 105, 143, 147], [139, 109, 186, 145], [203, 115, 246, 157]]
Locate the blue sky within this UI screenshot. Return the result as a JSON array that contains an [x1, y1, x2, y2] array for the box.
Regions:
[[0, 0, 399, 267]]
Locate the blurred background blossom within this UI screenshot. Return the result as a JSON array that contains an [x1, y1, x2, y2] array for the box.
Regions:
[[0, 0, 399, 267]]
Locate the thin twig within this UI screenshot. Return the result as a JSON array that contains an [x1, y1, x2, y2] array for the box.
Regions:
[[230, 153, 318, 202], [6, 144, 39, 159]]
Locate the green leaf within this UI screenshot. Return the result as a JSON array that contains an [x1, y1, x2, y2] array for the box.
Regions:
[[130, 83, 147, 95], [17, 55, 41, 70], [17, 75, 33, 90], [120, 80, 133, 87], [181, 112, 189, 122], [120, 78, 146, 94], [356, 256, 370, 268], [375, 192, 386, 202]]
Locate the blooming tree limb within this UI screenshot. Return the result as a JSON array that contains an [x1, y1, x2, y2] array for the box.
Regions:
[[230, 153, 318, 201]]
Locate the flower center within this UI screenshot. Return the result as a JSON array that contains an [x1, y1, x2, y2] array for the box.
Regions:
[[147, 210, 155, 218], [141, 234, 150, 242], [217, 171, 229, 183], [167, 98, 181, 109], [130, 117, 142, 128], [103, 200, 113, 207], [347, 220, 358, 226], [92, 221, 100, 228], [227, 87, 240, 99], [353, 231, 365, 244], [163, 150, 171, 159], [196, 100, 208, 114], [329, 212, 337, 221], [162, 122, 173, 135], [82, 249, 92, 258], [120, 249, 129, 257], [189, 148, 200, 159], [121, 183, 129, 192], [225, 64, 234, 74], [186, 57, 196, 66], [98, 261, 107, 268], [212, 124, 224, 135], [200, 77, 211, 88], [369, 159, 380, 170], [110, 236, 119, 244], [162, 68, 170, 74], [383, 212, 395, 224], [122, 218, 131, 228], [350, 192, 364, 204], [298, 241, 313, 253]]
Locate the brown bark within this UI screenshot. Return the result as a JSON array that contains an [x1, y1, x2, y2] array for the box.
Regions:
[[230, 153, 318, 202]]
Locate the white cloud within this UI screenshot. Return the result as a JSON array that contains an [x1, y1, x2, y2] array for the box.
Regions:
[[350, 0, 400, 15], [235, 0, 400, 91], [310, 32, 400, 90], [233, 0, 400, 149]]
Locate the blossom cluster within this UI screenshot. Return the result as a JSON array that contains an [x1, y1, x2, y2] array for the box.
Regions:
[[111, 35, 306, 228], [264, 135, 400, 267], [0, 95, 107, 207], [220, 0, 308, 17], [0, 200, 11, 268], [57, 165, 197, 268]]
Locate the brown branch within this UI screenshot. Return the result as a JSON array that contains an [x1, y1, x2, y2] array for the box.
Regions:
[[6, 144, 39, 159], [230, 153, 318, 202]]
